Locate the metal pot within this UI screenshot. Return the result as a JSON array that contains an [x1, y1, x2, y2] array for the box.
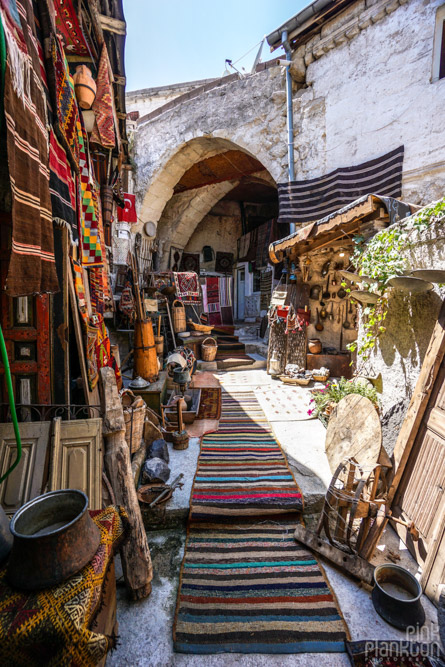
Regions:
[[308, 339, 322, 354], [0, 506, 12, 564], [372, 563, 425, 630], [7, 490, 100, 590]]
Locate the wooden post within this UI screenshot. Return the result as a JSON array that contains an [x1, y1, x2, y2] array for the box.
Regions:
[[100, 367, 153, 600]]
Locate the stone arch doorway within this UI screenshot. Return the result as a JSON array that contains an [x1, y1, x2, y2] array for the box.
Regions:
[[138, 136, 279, 323]]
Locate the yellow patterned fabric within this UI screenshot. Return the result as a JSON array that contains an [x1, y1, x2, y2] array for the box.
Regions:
[[0, 505, 129, 667]]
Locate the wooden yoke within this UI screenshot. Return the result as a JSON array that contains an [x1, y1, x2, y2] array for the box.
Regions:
[[100, 367, 153, 600]]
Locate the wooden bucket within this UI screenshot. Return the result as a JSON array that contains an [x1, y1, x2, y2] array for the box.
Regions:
[[154, 335, 164, 356], [172, 300, 186, 333], [201, 337, 217, 362], [133, 318, 158, 382]]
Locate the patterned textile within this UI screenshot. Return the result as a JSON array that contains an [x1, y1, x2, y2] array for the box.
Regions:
[[90, 44, 115, 148], [260, 269, 273, 311], [89, 266, 105, 314], [201, 283, 208, 312], [117, 193, 137, 223], [0, 506, 129, 667], [346, 641, 444, 666], [255, 220, 273, 268], [169, 246, 183, 271], [215, 251, 234, 274], [219, 276, 232, 307], [71, 257, 88, 322], [277, 146, 405, 225], [84, 320, 99, 390], [174, 391, 348, 654], [50, 34, 81, 171], [180, 252, 200, 274], [119, 281, 135, 321], [174, 271, 201, 304], [94, 313, 121, 388], [238, 232, 250, 261], [49, 129, 78, 242], [206, 276, 221, 325], [54, 0, 91, 56], [2, 0, 59, 296], [197, 387, 222, 420], [78, 115, 103, 265]]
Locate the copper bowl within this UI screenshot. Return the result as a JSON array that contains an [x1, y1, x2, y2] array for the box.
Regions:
[[7, 490, 100, 590]]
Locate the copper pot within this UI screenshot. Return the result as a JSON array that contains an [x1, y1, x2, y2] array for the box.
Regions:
[[308, 339, 322, 354], [7, 490, 100, 590]]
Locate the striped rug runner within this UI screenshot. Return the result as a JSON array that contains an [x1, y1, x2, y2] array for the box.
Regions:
[[174, 389, 348, 654]]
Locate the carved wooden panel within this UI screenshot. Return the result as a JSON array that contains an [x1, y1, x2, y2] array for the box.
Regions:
[[0, 422, 51, 515], [49, 418, 102, 509]]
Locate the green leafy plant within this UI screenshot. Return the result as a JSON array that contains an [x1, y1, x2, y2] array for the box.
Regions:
[[347, 198, 445, 360], [308, 377, 380, 424]]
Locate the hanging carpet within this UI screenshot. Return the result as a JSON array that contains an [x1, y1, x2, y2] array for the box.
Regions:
[[215, 251, 234, 274], [180, 252, 200, 274], [277, 146, 405, 225], [78, 115, 103, 266], [54, 0, 93, 57], [206, 276, 221, 325], [174, 271, 201, 304], [49, 129, 78, 243], [2, 0, 59, 296], [90, 44, 116, 149], [174, 390, 348, 654]]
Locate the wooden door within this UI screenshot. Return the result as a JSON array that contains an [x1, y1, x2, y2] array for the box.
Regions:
[[392, 358, 445, 603], [49, 418, 103, 509], [0, 422, 51, 515], [0, 211, 51, 407]]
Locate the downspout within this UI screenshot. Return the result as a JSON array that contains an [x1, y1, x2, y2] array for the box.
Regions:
[[282, 30, 296, 277]]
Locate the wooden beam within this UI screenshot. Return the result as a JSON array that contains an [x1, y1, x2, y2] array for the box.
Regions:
[[294, 524, 375, 584], [388, 299, 445, 505], [100, 366, 153, 600], [114, 75, 126, 86], [99, 14, 126, 35]]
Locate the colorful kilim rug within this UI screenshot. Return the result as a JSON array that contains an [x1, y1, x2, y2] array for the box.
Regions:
[[49, 128, 78, 242], [90, 44, 115, 148], [174, 390, 348, 654], [174, 271, 200, 303], [55, 0, 92, 56], [78, 116, 103, 266], [2, 0, 59, 296], [197, 387, 221, 420], [0, 505, 129, 666], [50, 34, 81, 171]]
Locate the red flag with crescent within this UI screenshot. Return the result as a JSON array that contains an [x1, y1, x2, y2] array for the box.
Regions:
[[117, 193, 137, 223]]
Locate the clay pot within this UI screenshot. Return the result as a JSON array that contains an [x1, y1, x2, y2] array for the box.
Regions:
[[308, 339, 322, 354], [73, 65, 96, 109]]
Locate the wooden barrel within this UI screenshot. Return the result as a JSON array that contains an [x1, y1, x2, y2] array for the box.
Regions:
[[133, 318, 158, 382], [172, 300, 186, 333], [101, 185, 113, 247], [154, 335, 164, 356]]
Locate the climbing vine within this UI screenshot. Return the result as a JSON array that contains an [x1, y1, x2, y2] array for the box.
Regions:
[[346, 197, 445, 360]]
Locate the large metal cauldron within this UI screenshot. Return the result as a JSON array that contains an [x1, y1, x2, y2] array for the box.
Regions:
[[0, 506, 12, 564], [372, 563, 425, 630], [7, 490, 100, 590]]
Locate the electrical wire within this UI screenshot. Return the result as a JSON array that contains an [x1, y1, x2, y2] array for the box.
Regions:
[[0, 324, 22, 484]]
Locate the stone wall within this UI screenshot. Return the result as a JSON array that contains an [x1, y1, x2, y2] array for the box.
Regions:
[[126, 78, 217, 117], [356, 216, 445, 455], [183, 200, 241, 272]]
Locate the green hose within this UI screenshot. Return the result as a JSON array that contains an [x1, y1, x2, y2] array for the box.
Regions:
[[0, 324, 21, 484]]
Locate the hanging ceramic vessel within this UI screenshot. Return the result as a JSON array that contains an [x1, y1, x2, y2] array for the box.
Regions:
[[73, 65, 97, 110]]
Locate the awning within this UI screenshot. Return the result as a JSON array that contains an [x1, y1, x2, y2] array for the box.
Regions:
[[269, 194, 416, 264]]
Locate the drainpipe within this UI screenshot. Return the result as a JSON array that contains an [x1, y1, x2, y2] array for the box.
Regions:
[[282, 30, 296, 278]]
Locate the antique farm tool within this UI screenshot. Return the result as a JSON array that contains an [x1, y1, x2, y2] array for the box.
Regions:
[[343, 305, 351, 329], [337, 283, 346, 298], [294, 458, 386, 584], [320, 304, 327, 320], [149, 473, 184, 507], [329, 301, 334, 321], [315, 308, 324, 331], [349, 290, 379, 304], [321, 260, 331, 276]]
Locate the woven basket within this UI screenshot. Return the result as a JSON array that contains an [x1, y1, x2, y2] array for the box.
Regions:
[[172, 300, 186, 333], [124, 403, 146, 453], [312, 372, 330, 383], [188, 319, 213, 333], [201, 336, 218, 361]]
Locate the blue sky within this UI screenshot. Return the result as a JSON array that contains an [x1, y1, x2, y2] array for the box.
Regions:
[[123, 0, 308, 91]]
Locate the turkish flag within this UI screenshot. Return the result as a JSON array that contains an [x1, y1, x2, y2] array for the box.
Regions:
[[117, 193, 137, 223]]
